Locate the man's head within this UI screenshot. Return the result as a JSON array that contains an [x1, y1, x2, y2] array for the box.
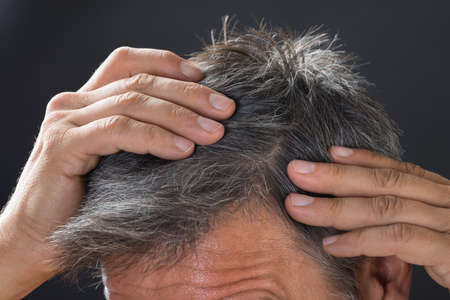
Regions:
[[101, 201, 340, 299], [51, 19, 407, 299]]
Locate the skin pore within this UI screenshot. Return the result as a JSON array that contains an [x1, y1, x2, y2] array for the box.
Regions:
[[103, 204, 339, 300]]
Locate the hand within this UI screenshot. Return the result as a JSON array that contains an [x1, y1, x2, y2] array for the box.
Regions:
[[0, 47, 235, 299], [285, 147, 450, 289]]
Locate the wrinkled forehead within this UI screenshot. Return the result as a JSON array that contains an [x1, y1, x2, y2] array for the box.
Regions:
[[102, 206, 334, 300]]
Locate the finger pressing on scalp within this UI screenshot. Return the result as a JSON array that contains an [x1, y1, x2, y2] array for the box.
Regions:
[[69, 92, 225, 146], [285, 193, 450, 233], [67, 115, 195, 160], [287, 160, 450, 208], [79, 47, 204, 92], [79, 73, 236, 120], [329, 146, 449, 185], [321, 223, 450, 268]]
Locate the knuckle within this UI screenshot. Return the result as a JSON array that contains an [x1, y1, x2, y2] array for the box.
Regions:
[[102, 115, 131, 135], [158, 49, 177, 61], [181, 82, 203, 97], [125, 73, 156, 90], [46, 92, 76, 113], [352, 228, 366, 245], [143, 124, 169, 153], [328, 198, 344, 224], [41, 126, 72, 153], [386, 223, 415, 244], [168, 104, 197, 121], [370, 195, 404, 220], [109, 46, 132, 63], [327, 164, 344, 178], [113, 91, 144, 109], [372, 168, 403, 189], [401, 162, 426, 177], [144, 123, 160, 143], [43, 110, 70, 127]]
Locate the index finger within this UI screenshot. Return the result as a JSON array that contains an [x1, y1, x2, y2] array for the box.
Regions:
[[78, 47, 204, 92], [287, 161, 450, 208], [329, 146, 449, 185]]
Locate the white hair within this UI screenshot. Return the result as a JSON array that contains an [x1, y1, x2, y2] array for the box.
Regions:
[[51, 17, 403, 300]]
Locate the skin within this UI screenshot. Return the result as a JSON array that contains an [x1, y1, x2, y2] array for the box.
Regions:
[[285, 147, 450, 291], [0, 47, 447, 299], [0, 47, 235, 299], [103, 206, 338, 300]]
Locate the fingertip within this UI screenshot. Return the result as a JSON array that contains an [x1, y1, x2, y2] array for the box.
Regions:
[[323, 235, 340, 246], [174, 135, 195, 153], [284, 193, 307, 222], [286, 161, 304, 183], [228, 99, 237, 116], [284, 193, 297, 208], [286, 161, 297, 179], [180, 61, 204, 81], [193, 119, 226, 146], [180, 144, 196, 158], [329, 146, 354, 159], [208, 93, 237, 121], [287, 160, 299, 173], [171, 143, 196, 160], [322, 234, 352, 256]]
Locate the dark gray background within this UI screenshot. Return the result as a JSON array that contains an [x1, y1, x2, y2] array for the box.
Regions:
[[1, 0, 449, 299]]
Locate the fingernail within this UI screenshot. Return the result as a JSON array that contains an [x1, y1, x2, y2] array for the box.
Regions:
[[292, 160, 316, 174], [210, 94, 234, 111], [174, 136, 194, 152], [331, 146, 353, 157], [291, 194, 314, 206], [180, 61, 203, 79], [197, 116, 222, 133], [323, 235, 340, 246]]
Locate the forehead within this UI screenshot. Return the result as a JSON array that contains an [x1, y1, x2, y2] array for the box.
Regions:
[[103, 208, 335, 300]]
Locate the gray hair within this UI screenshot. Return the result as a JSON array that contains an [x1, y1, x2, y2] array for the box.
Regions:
[[50, 17, 402, 300]]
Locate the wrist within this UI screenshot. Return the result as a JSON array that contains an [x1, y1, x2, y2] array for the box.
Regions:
[[0, 211, 58, 299], [0, 206, 59, 272]]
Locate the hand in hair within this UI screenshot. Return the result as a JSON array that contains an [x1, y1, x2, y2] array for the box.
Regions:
[[0, 47, 235, 300], [286, 147, 450, 290]]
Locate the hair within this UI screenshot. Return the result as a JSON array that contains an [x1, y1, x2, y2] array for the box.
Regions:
[[50, 17, 402, 300]]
